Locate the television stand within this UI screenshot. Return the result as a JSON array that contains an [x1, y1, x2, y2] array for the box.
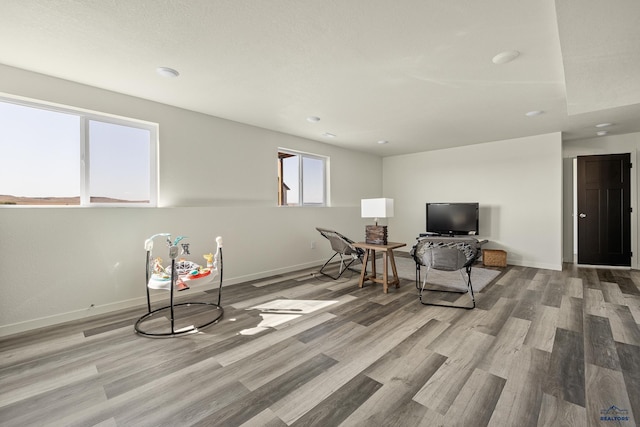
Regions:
[[419, 232, 484, 240]]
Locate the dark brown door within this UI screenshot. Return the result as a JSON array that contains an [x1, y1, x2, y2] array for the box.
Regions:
[[577, 153, 631, 266]]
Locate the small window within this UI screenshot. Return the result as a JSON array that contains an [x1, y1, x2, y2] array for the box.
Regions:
[[277, 149, 327, 206], [0, 97, 157, 206]]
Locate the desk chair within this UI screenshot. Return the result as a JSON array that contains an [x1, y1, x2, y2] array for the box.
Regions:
[[316, 227, 364, 279], [410, 236, 480, 309]]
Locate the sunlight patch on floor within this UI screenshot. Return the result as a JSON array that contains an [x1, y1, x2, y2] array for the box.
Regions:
[[239, 299, 338, 335]]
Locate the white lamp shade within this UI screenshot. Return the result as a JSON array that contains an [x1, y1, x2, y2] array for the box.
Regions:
[[361, 198, 394, 218]]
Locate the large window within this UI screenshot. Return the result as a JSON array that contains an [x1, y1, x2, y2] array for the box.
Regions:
[[277, 149, 327, 206], [0, 97, 157, 206]]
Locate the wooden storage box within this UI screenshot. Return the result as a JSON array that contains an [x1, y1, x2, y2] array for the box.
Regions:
[[483, 249, 507, 267]]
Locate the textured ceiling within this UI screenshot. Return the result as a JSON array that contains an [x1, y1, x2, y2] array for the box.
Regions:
[[556, 0, 640, 115], [1, 0, 639, 156]]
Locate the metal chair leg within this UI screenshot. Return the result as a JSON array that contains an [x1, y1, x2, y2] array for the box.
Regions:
[[319, 252, 360, 280], [417, 266, 476, 309], [319, 252, 340, 278]]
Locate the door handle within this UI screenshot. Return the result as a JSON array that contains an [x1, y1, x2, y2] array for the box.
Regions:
[[579, 213, 587, 218]]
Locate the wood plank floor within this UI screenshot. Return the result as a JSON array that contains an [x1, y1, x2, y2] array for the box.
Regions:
[[1, 261, 639, 426]]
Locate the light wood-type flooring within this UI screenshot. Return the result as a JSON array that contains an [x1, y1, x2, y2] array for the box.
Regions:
[[1, 260, 639, 426]]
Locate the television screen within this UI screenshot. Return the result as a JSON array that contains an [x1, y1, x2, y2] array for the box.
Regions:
[[426, 203, 479, 236]]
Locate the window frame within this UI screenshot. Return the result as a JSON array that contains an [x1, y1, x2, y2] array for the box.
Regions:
[[277, 148, 328, 207], [0, 95, 158, 207]]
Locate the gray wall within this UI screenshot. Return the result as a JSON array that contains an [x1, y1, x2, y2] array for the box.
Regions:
[[0, 65, 382, 336], [4, 62, 631, 337], [383, 133, 564, 271]]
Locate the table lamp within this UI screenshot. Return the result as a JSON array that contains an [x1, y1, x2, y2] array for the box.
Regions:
[[361, 198, 394, 244]]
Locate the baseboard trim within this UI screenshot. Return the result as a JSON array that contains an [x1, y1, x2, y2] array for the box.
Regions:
[[576, 264, 631, 270], [0, 259, 328, 338]]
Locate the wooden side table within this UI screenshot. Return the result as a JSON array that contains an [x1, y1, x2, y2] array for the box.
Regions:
[[353, 241, 407, 293]]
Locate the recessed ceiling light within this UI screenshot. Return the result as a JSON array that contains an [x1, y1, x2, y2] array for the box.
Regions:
[[597, 130, 608, 136], [156, 67, 179, 78], [595, 123, 612, 128], [492, 50, 520, 65], [322, 132, 336, 138], [377, 140, 389, 144], [525, 110, 544, 117], [307, 116, 321, 123]]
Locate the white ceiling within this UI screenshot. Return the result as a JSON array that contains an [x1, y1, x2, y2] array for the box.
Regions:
[[1, 0, 639, 156]]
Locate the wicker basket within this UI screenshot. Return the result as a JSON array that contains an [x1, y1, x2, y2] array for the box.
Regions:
[[483, 249, 507, 267]]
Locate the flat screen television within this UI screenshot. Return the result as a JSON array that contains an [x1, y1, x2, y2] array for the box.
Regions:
[[426, 202, 479, 236]]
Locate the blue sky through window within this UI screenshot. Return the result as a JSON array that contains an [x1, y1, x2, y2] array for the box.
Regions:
[[89, 120, 151, 201], [281, 152, 325, 206], [0, 101, 80, 198], [0, 99, 153, 204]]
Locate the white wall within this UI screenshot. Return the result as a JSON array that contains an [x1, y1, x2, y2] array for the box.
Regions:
[[383, 133, 563, 271], [562, 132, 640, 268], [0, 65, 382, 336]]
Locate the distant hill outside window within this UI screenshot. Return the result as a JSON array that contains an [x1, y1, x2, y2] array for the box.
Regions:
[[0, 98, 157, 206]]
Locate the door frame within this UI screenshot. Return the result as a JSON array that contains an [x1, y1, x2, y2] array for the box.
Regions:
[[569, 151, 637, 269]]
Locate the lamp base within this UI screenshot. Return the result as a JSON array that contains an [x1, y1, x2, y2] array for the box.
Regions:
[[365, 225, 388, 245]]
